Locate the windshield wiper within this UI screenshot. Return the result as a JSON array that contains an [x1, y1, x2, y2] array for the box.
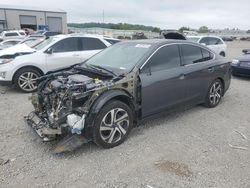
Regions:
[[87, 64, 117, 77]]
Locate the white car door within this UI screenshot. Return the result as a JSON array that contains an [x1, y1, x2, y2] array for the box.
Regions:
[[78, 37, 108, 62], [45, 37, 82, 71]]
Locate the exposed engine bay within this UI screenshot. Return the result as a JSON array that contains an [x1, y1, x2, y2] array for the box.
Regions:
[[25, 70, 114, 143]]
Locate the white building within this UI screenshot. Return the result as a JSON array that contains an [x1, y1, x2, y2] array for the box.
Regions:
[[0, 4, 67, 33]]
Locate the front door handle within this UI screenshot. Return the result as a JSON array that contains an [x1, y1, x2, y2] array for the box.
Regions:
[[208, 67, 214, 72]]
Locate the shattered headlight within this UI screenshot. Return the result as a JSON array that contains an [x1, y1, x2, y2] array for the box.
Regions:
[[0, 58, 13, 65]]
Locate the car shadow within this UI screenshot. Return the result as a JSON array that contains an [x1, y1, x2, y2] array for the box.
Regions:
[[53, 104, 204, 158]]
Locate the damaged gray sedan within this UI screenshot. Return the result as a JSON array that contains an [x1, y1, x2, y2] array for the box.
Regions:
[[25, 39, 231, 153]]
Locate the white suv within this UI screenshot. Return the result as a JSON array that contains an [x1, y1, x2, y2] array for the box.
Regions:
[[0, 30, 27, 41], [187, 36, 227, 57], [0, 34, 119, 92]]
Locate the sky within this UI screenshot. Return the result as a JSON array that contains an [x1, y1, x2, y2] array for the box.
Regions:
[[1, 0, 250, 30]]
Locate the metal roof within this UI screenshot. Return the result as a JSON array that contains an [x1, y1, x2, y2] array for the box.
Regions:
[[0, 4, 66, 13]]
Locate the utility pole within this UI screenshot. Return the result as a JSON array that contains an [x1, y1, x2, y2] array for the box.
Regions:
[[102, 10, 105, 35]]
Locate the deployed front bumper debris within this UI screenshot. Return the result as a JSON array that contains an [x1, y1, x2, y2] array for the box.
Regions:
[[24, 112, 89, 153]]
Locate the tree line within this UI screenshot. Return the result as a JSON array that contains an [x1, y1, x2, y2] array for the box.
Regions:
[[68, 22, 161, 33]]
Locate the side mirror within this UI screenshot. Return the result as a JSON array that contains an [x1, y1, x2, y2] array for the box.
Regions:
[[46, 48, 54, 54], [200, 43, 207, 46]]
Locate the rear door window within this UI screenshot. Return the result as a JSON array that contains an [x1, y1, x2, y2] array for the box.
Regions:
[[181, 44, 204, 65], [52, 38, 79, 53], [80, 37, 107, 50], [145, 44, 181, 72]]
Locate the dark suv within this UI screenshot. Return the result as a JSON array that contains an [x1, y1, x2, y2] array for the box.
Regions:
[[25, 39, 231, 152]]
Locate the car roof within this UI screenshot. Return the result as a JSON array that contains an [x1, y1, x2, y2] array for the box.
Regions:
[[119, 39, 198, 48]]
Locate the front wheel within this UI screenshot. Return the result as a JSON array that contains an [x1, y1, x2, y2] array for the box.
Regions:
[[14, 68, 41, 93], [204, 79, 224, 108], [93, 100, 133, 148]]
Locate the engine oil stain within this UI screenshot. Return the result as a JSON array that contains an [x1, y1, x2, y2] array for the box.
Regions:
[[155, 160, 193, 178]]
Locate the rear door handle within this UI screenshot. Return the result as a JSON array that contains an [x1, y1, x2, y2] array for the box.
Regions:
[[208, 67, 214, 72]]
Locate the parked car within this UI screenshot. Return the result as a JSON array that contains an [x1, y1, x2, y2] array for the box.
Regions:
[[31, 31, 62, 37], [0, 34, 117, 92], [0, 30, 27, 41], [0, 39, 23, 50], [222, 36, 234, 42], [24, 39, 231, 152], [187, 36, 227, 57], [231, 49, 250, 76]]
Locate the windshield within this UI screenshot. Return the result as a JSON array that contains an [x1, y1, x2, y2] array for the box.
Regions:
[[84, 42, 152, 73], [187, 37, 200, 43], [33, 37, 55, 50]]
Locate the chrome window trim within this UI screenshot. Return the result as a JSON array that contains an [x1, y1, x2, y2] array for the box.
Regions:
[[140, 42, 216, 70]]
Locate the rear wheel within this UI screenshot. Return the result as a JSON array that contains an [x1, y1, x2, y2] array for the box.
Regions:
[[204, 79, 224, 108], [93, 100, 133, 148], [14, 68, 41, 93]]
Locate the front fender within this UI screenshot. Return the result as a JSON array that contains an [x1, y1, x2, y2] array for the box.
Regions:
[[85, 89, 134, 129]]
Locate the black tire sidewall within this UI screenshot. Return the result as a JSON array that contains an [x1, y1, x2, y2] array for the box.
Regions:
[[14, 68, 41, 93], [93, 100, 133, 148]]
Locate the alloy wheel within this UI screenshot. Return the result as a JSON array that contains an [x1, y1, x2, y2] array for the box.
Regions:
[[209, 81, 222, 105], [18, 72, 39, 92], [99, 108, 130, 144]]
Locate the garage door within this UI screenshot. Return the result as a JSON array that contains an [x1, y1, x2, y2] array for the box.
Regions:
[[20, 15, 37, 25], [47, 17, 62, 32]]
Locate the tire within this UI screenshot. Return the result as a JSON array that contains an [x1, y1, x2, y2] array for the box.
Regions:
[[14, 68, 42, 93], [204, 79, 224, 108], [93, 100, 133, 148], [220, 52, 226, 57]]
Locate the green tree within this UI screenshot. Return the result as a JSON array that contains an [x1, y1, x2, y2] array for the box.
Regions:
[[179, 26, 190, 33], [199, 26, 209, 33]]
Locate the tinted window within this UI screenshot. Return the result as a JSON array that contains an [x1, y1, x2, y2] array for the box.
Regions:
[[4, 41, 19, 45], [80, 37, 107, 50], [105, 39, 120, 45], [199, 37, 209, 45], [52, 38, 79, 53], [200, 37, 222, 45], [145, 45, 181, 72], [181, 44, 203, 65], [201, 48, 214, 61], [5, 32, 19, 37]]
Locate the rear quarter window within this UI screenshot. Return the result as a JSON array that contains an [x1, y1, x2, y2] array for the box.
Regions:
[[181, 44, 204, 65]]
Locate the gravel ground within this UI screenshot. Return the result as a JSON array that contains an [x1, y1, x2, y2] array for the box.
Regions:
[[0, 41, 250, 188]]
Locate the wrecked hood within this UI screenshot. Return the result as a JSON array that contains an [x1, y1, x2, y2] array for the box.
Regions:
[[0, 43, 36, 58]]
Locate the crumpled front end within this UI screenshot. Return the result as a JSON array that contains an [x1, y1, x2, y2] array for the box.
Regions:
[[24, 72, 107, 152]]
